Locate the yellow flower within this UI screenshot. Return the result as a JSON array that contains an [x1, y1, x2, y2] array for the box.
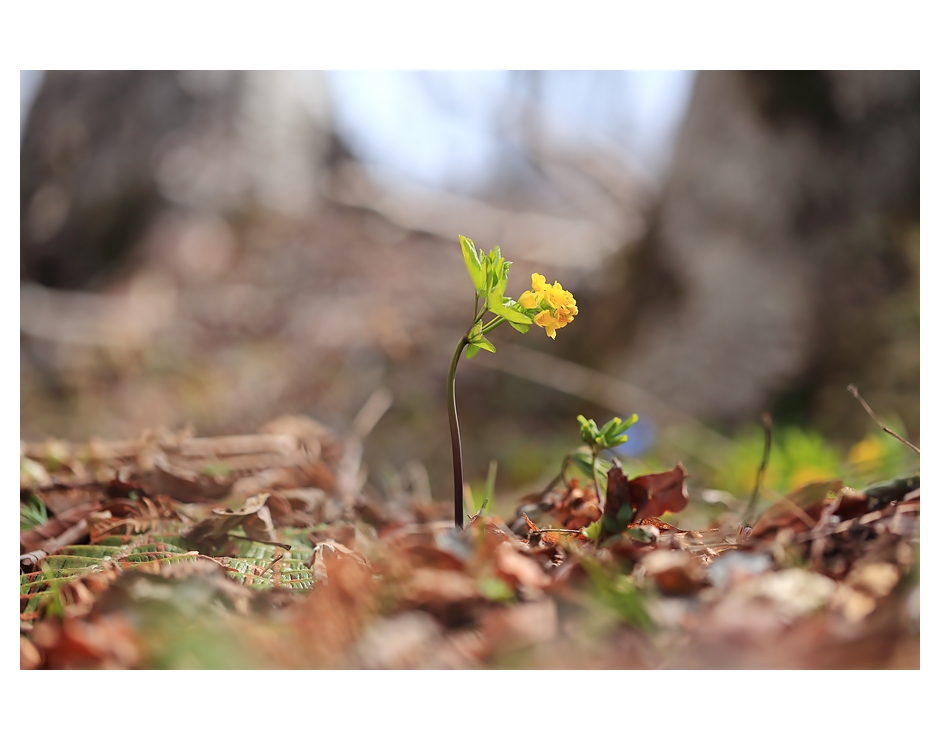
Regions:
[[518, 290, 539, 309], [534, 310, 563, 339], [526, 272, 577, 339]]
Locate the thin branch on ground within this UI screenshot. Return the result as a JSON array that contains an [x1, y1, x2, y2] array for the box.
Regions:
[[742, 412, 773, 527], [847, 384, 919, 455]]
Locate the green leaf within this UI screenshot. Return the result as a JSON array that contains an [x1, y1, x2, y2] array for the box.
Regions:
[[582, 520, 603, 541], [612, 414, 639, 437], [494, 258, 510, 298], [482, 248, 501, 295], [599, 417, 620, 439], [20, 492, 48, 530], [615, 503, 634, 526], [484, 460, 498, 512], [509, 321, 531, 334], [459, 235, 485, 294], [477, 575, 515, 603], [624, 526, 655, 543], [470, 335, 496, 354], [581, 559, 654, 632], [570, 448, 615, 480], [577, 416, 601, 447], [487, 300, 532, 324], [586, 414, 640, 450], [466, 343, 481, 359]]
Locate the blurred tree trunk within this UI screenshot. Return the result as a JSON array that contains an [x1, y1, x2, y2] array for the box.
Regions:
[[21, 70, 337, 290], [575, 71, 919, 441]]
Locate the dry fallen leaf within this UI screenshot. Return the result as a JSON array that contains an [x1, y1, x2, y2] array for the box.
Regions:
[[603, 463, 689, 531]]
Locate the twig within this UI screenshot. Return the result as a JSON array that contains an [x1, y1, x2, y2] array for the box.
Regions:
[[847, 384, 919, 455], [742, 412, 772, 527], [539, 454, 571, 495], [260, 553, 285, 576], [20, 519, 91, 572]]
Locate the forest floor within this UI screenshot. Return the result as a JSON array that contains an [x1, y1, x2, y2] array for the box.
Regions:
[[20, 400, 919, 670]]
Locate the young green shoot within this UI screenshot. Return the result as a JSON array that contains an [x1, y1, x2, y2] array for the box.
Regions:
[[576, 414, 638, 504]]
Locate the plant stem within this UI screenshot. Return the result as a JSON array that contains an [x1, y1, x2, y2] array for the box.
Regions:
[[591, 449, 603, 505], [480, 316, 505, 335], [447, 335, 470, 529], [540, 454, 571, 495]]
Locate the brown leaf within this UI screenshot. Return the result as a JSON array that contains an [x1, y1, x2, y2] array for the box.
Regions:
[[519, 512, 584, 548], [145, 454, 232, 502], [40, 487, 106, 516], [310, 540, 371, 584], [550, 480, 602, 530], [603, 464, 633, 525], [21, 501, 101, 554], [521, 511, 540, 535], [242, 504, 277, 544], [31, 615, 141, 669], [641, 550, 708, 595], [603, 462, 689, 528], [178, 433, 300, 458], [20, 635, 42, 670], [630, 464, 689, 521], [353, 611, 453, 669], [401, 568, 484, 627], [403, 544, 467, 572], [182, 493, 272, 551], [750, 480, 843, 539], [494, 542, 551, 590], [477, 599, 558, 657]]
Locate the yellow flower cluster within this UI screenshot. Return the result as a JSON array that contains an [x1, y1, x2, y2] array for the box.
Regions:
[[518, 273, 578, 339]]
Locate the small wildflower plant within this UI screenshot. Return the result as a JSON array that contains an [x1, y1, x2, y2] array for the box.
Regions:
[[448, 235, 579, 528], [577, 413, 639, 501]]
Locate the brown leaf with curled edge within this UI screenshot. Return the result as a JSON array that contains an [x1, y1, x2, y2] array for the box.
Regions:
[[182, 493, 272, 552], [521, 512, 540, 537], [631, 464, 689, 521], [603, 462, 689, 528], [310, 540, 371, 584], [242, 502, 277, 544]]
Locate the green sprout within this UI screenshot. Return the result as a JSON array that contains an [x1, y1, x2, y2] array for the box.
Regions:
[[20, 492, 49, 531], [576, 414, 638, 503], [448, 235, 579, 528]]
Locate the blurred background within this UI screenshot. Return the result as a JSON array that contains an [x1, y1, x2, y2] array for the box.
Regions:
[[20, 71, 920, 513]]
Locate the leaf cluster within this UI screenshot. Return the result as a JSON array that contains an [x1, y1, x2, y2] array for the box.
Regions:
[[576, 414, 638, 454], [459, 235, 532, 358]]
